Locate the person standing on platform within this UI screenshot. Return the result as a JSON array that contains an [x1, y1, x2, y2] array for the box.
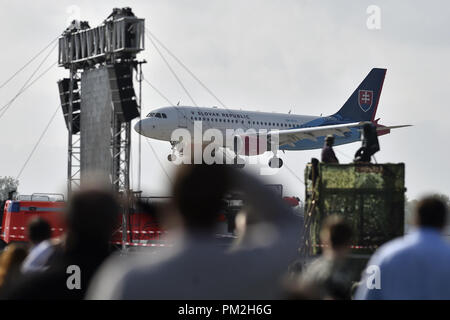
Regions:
[[321, 135, 339, 164]]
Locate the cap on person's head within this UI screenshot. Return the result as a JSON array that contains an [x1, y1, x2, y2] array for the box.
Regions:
[[325, 135, 335, 145], [415, 196, 448, 230], [172, 164, 233, 233], [27, 217, 52, 245], [320, 215, 353, 250], [65, 189, 120, 245]]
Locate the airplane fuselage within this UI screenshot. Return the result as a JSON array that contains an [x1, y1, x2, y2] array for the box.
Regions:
[[133, 68, 409, 168], [135, 106, 362, 151]]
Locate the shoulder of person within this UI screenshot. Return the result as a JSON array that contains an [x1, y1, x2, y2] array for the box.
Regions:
[[368, 235, 413, 268], [86, 247, 178, 300]]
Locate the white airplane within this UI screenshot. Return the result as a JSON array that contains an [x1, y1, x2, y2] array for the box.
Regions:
[[134, 68, 410, 168]]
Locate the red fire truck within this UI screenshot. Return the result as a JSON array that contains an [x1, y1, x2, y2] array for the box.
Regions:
[[1, 193, 167, 249], [0, 194, 66, 247], [1, 191, 300, 249]]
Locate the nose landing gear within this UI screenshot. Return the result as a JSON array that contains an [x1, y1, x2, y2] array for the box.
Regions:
[[268, 157, 283, 168], [168, 140, 183, 162]]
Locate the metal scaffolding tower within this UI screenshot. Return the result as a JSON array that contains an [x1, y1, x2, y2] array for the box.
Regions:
[[57, 7, 145, 250], [58, 7, 144, 194]]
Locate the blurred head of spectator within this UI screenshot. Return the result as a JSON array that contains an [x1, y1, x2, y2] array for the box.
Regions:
[[325, 135, 335, 147], [64, 189, 120, 254], [414, 196, 448, 231], [0, 244, 27, 290], [320, 215, 353, 258], [292, 216, 354, 300], [171, 164, 232, 235], [27, 217, 52, 246], [22, 218, 55, 274]]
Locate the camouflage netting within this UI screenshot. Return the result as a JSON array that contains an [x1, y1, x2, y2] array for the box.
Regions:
[[303, 163, 405, 256]]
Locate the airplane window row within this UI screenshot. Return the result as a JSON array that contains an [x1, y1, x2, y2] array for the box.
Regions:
[[191, 117, 246, 124], [251, 121, 293, 128], [190, 116, 297, 128], [147, 112, 168, 118]]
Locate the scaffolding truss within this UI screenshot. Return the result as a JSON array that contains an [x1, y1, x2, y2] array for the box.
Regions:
[[67, 69, 81, 193], [58, 17, 145, 69]]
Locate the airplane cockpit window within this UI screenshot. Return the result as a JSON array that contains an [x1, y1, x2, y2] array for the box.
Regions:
[[146, 112, 168, 118]]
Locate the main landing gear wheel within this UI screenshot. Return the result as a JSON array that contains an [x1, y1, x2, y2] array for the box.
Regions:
[[268, 157, 283, 168], [168, 154, 177, 162]]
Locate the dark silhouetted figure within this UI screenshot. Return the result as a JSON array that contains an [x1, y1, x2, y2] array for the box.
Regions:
[[88, 164, 299, 299], [356, 196, 450, 299], [27, 217, 52, 246], [21, 217, 54, 273], [354, 123, 380, 162], [5, 189, 120, 300], [296, 215, 355, 300], [308, 158, 320, 186], [105, 7, 136, 22], [321, 135, 339, 163]]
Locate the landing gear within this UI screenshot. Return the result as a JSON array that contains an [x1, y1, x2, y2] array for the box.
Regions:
[[168, 154, 177, 162], [168, 140, 182, 163], [268, 157, 283, 168]]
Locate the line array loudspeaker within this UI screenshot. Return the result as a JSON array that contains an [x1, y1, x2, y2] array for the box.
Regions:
[[57, 78, 81, 134], [108, 63, 140, 122]]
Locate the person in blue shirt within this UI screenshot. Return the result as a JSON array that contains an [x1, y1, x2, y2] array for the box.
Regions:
[[356, 196, 450, 300]]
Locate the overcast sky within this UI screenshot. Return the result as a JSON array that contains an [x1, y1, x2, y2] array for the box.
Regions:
[[0, 0, 449, 200]]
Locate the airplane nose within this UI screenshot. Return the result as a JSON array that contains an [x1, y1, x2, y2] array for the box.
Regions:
[[134, 120, 143, 134], [134, 119, 158, 137]]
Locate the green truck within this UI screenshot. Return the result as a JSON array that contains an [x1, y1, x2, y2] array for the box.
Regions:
[[302, 162, 406, 259]]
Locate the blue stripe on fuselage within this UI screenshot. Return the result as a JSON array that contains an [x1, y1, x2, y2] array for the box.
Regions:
[[279, 116, 362, 151]]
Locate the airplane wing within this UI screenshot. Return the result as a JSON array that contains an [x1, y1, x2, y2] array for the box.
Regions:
[[243, 122, 411, 147], [269, 122, 367, 147]]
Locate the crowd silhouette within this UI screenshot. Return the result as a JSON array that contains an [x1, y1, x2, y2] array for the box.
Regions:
[[0, 163, 448, 300]]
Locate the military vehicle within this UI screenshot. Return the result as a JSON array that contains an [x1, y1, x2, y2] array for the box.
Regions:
[[302, 162, 405, 271]]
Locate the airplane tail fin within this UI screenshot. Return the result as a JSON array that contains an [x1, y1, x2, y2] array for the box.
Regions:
[[333, 68, 386, 122]]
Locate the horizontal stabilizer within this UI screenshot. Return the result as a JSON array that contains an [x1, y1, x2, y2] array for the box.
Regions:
[[376, 124, 412, 130]]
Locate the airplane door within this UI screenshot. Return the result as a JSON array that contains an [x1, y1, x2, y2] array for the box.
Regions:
[[177, 110, 188, 128]]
